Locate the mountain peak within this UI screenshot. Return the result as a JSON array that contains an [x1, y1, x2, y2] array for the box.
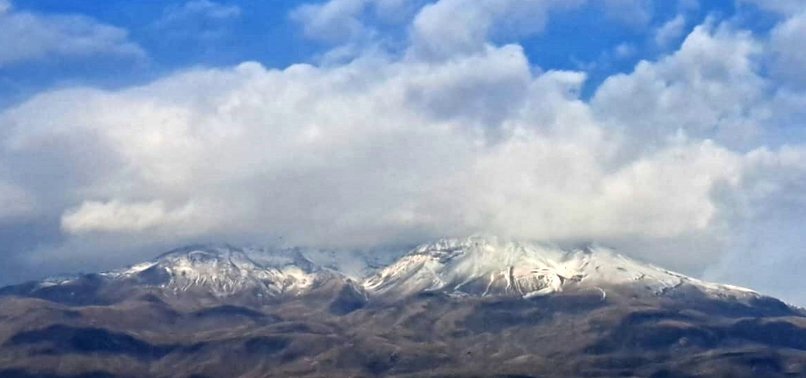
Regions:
[[7, 237, 760, 304], [0, 238, 800, 378], [364, 237, 757, 300], [104, 244, 325, 299]]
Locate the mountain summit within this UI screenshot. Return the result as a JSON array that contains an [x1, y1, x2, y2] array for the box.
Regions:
[[363, 237, 757, 300], [4, 237, 760, 305], [0, 238, 804, 377], [110, 244, 323, 298]]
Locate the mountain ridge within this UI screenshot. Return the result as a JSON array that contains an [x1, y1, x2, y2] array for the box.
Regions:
[[0, 236, 805, 377], [1, 236, 769, 304]]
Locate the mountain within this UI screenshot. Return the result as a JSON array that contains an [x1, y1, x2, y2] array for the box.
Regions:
[[363, 237, 759, 300], [0, 237, 804, 377]]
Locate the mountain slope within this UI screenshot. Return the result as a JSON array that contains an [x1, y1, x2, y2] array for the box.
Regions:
[[0, 244, 366, 307], [363, 237, 758, 301], [0, 237, 804, 377], [109, 245, 321, 297]]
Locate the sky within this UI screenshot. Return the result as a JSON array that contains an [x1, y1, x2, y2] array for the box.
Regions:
[[0, 0, 805, 304]]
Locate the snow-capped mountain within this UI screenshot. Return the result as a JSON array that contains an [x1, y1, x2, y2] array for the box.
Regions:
[[102, 245, 326, 298], [363, 237, 758, 300], [1, 237, 803, 378], [14, 236, 762, 304]]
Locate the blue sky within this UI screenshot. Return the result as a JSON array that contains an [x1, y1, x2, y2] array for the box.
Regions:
[[0, 0, 777, 105], [1, 0, 806, 304], [1, 0, 311, 107]]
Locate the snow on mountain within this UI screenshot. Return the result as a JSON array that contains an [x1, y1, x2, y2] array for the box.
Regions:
[[104, 245, 327, 298], [362, 236, 759, 300], [28, 237, 760, 302], [301, 247, 405, 280]]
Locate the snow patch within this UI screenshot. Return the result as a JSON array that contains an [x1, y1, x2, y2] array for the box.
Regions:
[[362, 236, 759, 300]]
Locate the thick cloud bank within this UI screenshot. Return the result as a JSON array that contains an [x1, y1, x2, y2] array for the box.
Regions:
[[1, 0, 805, 303]]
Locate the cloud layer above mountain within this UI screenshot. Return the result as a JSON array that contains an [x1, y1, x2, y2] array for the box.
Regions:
[[1, 0, 805, 304]]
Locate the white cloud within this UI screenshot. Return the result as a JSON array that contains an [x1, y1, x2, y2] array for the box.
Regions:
[[654, 14, 686, 48], [770, 11, 806, 88], [290, 0, 423, 46], [601, 0, 652, 28], [409, 0, 584, 60], [3, 1, 806, 304], [293, 0, 657, 60], [179, 0, 240, 20], [407, 0, 651, 60], [0, 1, 145, 67], [156, 0, 241, 26], [704, 146, 806, 303], [614, 43, 636, 59], [3, 27, 803, 278], [593, 21, 767, 150], [401, 44, 531, 126], [291, 0, 369, 43], [151, 0, 241, 42], [373, 0, 421, 22], [61, 200, 197, 234]]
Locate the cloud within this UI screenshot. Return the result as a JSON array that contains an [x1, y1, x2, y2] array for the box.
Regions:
[[0, 181, 34, 220], [290, 0, 425, 47], [3, 24, 804, 273], [770, 11, 806, 88], [291, 0, 369, 43], [409, 0, 584, 60], [156, 0, 241, 26], [654, 14, 686, 48], [291, 0, 664, 60], [175, 0, 241, 20], [0, 1, 145, 67], [2, 0, 806, 305], [613, 43, 636, 59], [61, 200, 197, 234], [704, 146, 806, 303], [601, 0, 652, 28], [593, 21, 766, 149], [152, 0, 241, 42]]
